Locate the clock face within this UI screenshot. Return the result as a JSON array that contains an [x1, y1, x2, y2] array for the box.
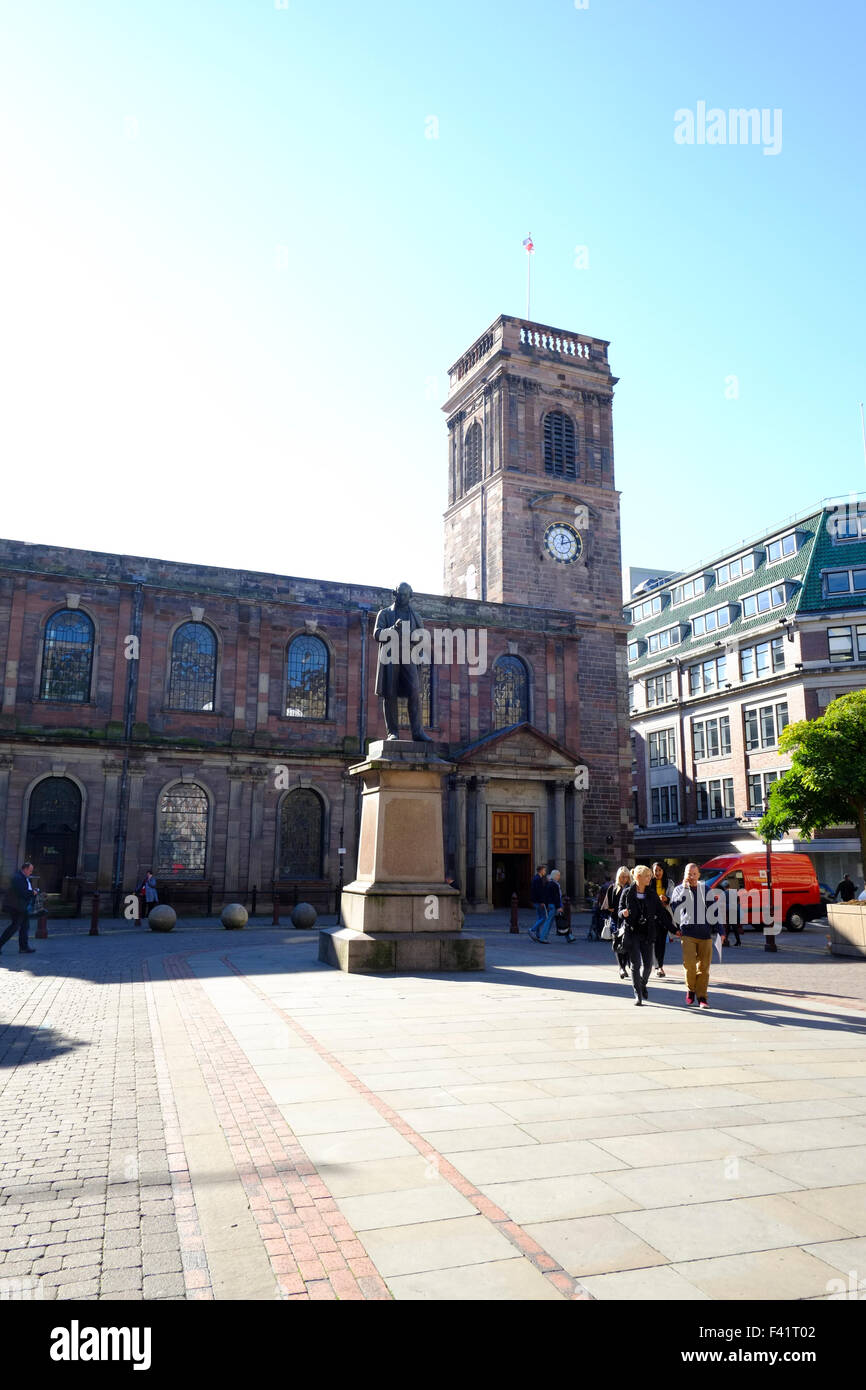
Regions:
[[544, 522, 582, 565]]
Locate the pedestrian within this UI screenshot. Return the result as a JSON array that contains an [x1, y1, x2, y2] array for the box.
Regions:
[[137, 871, 159, 919], [528, 864, 548, 940], [650, 861, 675, 977], [603, 866, 633, 978], [670, 863, 715, 1009], [836, 873, 857, 903], [535, 869, 573, 944], [0, 860, 37, 956], [618, 864, 667, 1004], [588, 877, 611, 941]]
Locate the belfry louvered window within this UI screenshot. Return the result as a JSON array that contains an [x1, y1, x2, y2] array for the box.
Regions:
[[464, 421, 482, 490], [543, 412, 577, 478], [40, 610, 94, 703]]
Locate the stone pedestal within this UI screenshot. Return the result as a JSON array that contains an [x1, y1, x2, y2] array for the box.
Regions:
[[827, 902, 866, 957], [318, 739, 485, 973]]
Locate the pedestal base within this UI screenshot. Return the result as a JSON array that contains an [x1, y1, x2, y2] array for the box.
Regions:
[[318, 926, 485, 974]]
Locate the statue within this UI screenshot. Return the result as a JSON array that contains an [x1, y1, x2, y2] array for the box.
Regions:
[[374, 582, 432, 742]]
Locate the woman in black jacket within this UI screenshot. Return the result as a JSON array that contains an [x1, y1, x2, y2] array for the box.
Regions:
[[602, 867, 633, 978], [618, 864, 669, 1005]]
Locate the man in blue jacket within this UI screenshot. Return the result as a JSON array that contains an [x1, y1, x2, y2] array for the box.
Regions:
[[1, 861, 37, 955]]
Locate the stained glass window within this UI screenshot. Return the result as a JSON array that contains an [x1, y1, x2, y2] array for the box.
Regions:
[[286, 636, 328, 718], [156, 784, 208, 876], [169, 623, 216, 711], [397, 663, 432, 731], [40, 610, 94, 703], [464, 421, 482, 490], [28, 777, 81, 835], [493, 656, 528, 729], [279, 789, 323, 878], [543, 412, 577, 478]]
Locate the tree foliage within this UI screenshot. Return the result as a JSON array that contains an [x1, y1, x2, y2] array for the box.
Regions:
[[758, 690, 866, 868]]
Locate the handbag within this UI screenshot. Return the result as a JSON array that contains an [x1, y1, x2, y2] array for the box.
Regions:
[[600, 916, 614, 940]]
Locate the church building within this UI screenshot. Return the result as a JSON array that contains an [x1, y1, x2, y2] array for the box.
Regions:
[[0, 315, 632, 914]]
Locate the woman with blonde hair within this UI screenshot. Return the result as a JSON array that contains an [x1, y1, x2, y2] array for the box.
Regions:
[[618, 864, 668, 1005], [601, 866, 633, 978]]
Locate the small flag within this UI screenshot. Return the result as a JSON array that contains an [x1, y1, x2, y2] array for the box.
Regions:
[[523, 235, 534, 254]]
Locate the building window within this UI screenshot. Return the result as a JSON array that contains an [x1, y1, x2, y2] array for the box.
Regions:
[[543, 412, 577, 478], [648, 728, 676, 768], [398, 663, 432, 731], [651, 785, 678, 824], [628, 642, 640, 663], [279, 789, 324, 879], [828, 504, 866, 541], [740, 637, 785, 682], [824, 568, 866, 596], [716, 553, 755, 586], [493, 655, 529, 728], [744, 700, 789, 751], [647, 625, 682, 654], [692, 606, 732, 638], [156, 784, 208, 877], [747, 770, 780, 814], [827, 624, 866, 663], [696, 778, 735, 820], [464, 421, 482, 490], [646, 672, 673, 707], [169, 622, 217, 711], [766, 532, 798, 564], [692, 715, 731, 761], [688, 655, 727, 695], [632, 594, 663, 622], [742, 584, 787, 619], [672, 576, 707, 606], [285, 635, 329, 718], [40, 610, 95, 703]]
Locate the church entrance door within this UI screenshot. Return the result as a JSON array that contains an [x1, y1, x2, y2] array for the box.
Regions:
[[491, 812, 533, 908]]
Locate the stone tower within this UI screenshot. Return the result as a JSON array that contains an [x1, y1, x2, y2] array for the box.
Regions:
[[442, 314, 622, 620]]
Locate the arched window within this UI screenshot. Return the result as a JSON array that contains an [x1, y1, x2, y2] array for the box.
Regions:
[[169, 623, 216, 711], [27, 777, 82, 892], [492, 655, 529, 729], [156, 783, 209, 877], [464, 421, 482, 490], [279, 789, 324, 879], [40, 610, 94, 703], [286, 635, 328, 719], [543, 412, 577, 478], [398, 663, 433, 733]]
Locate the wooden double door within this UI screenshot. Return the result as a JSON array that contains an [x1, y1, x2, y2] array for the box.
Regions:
[[491, 811, 533, 908]]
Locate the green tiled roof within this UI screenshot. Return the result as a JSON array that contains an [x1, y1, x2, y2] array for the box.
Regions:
[[627, 512, 823, 675], [799, 512, 866, 614]]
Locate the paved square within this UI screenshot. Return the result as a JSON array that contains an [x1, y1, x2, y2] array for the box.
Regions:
[[2, 917, 866, 1300]]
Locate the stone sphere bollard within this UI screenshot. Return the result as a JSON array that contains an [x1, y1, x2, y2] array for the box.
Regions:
[[148, 905, 177, 933], [221, 902, 248, 930], [291, 902, 317, 930]]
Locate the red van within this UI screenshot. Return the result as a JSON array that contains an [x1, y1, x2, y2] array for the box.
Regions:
[[699, 853, 822, 932]]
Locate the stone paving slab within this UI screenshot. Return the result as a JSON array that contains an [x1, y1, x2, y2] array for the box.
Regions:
[[1, 916, 865, 1301]]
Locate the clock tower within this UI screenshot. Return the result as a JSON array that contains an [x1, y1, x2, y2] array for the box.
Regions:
[[442, 314, 622, 619]]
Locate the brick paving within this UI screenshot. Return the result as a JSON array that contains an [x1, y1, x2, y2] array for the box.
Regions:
[[1, 915, 865, 1302]]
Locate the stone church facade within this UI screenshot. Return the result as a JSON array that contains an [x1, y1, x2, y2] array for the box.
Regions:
[[0, 315, 632, 914]]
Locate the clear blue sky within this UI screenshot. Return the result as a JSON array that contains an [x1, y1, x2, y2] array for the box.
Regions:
[[2, 0, 864, 594]]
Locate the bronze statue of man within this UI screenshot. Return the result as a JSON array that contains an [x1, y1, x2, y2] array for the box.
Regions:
[[374, 582, 432, 742]]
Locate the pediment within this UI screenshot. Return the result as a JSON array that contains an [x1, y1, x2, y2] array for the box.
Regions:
[[456, 722, 581, 771]]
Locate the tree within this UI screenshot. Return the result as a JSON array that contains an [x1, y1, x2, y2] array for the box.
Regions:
[[758, 690, 866, 871]]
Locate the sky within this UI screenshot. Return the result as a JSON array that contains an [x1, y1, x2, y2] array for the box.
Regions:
[[1, 0, 864, 596]]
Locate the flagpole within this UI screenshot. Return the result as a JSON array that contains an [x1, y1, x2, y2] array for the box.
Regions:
[[526, 250, 531, 319]]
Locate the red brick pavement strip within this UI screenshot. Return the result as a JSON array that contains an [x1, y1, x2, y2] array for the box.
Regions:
[[221, 956, 594, 1301], [160, 955, 389, 1301], [142, 962, 214, 1300]]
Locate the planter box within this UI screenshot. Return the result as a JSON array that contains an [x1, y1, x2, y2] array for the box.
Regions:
[[827, 902, 866, 957]]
